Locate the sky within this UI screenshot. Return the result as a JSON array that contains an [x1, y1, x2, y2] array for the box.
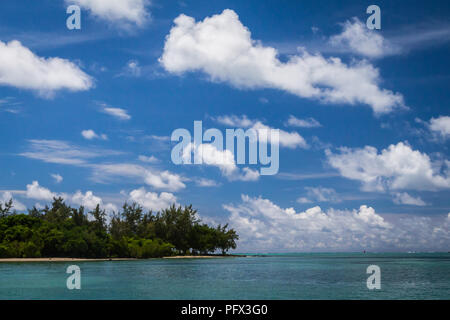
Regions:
[[0, 0, 449, 252]]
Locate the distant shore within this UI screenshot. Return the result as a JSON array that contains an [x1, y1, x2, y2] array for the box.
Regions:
[[0, 255, 246, 262], [163, 255, 244, 259]]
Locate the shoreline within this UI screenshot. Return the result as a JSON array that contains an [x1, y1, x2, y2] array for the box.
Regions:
[[0, 258, 136, 263], [163, 255, 243, 259], [0, 255, 246, 262]]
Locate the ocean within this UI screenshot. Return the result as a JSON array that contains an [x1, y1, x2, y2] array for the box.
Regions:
[[0, 253, 448, 299]]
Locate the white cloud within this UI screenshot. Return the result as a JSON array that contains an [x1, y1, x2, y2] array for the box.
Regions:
[[71, 190, 103, 210], [145, 169, 187, 191], [0, 40, 93, 96], [66, 0, 150, 27], [329, 18, 399, 58], [214, 115, 308, 149], [0, 97, 21, 114], [224, 195, 449, 251], [428, 116, 450, 139], [20, 140, 182, 192], [138, 155, 159, 163], [128, 187, 177, 211], [239, 167, 261, 181], [104, 203, 119, 213], [71, 190, 117, 212], [183, 142, 260, 182], [392, 192, 427, 206], [0, 191, 26, 212], [160, 10, 404, 114], [297, 187, 341, 204], [51, 173, 63, 184], [195, 143, 238, 176], [20, 139, 122, 165], [24, 181, 116, 212], [388, 24, 450, 53], [214, 115, 256, 128], [100, 105, 131, 120], [26, 181, 56, 201], [326, 142, 450, 192], [81, 129, 108, 140], [124, 60, 142, 77], [92, 163, 186, 191], [296, 197, 312, 204], [253, 122, 308, 149], [147, 135, 170, 141], [195, 178, 219, 187], [285, 115, 321, 128]]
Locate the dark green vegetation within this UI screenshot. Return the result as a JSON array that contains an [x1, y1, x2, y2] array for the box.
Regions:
[[0, 198, 238, 258]]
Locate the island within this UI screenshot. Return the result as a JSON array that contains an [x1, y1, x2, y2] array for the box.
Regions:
[[0, 197, 239, 260]]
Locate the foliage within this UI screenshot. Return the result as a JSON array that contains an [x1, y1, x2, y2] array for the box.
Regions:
[[0, 197, 238, 258]]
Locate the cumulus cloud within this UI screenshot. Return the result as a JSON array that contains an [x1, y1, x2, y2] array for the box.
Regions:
[[326, 142, 450, 192], [26, 181, 56, 201], [23, 181, 116, 212], [285, 115, 321, 128], [428, 116, 450, 139], [81, 129, 108, 140], [72, 190, 103, 210], [224, 195, 449, 251], [160, 9, 404, 114], [253, 122, 308, 149], [392, 192, 427, 206], [70, 190, 117, 212], [0, 40, 93, 96], [214, 115, 308, 149], [128, 187, 177, 211], [182, 142, 260, 182], [329, 18, 399, 58], [66, 0, 150, 27], [0, 191, 26, 212]]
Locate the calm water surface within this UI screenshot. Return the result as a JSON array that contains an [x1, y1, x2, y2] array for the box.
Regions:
[[0, 253, 448, 299]]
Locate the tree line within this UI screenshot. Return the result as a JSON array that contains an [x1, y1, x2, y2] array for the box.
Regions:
[[0, 198, 238, 259]]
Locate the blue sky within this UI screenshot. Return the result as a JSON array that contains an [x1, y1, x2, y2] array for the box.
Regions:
[[0, 0, 449, 252]]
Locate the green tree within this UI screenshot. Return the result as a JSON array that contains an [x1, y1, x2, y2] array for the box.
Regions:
[[0, 198, 238, 259], [0, 199, 13, 218], [216, 224, 239, 255]]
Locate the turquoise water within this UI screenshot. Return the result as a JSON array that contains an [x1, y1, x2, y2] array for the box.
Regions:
[[0, 253, 448, 299]]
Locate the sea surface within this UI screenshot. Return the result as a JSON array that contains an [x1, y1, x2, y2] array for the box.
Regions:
[[0, 253, 448, 299]]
